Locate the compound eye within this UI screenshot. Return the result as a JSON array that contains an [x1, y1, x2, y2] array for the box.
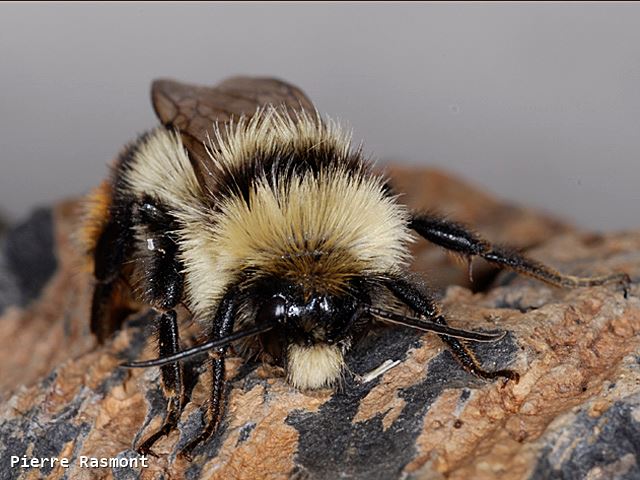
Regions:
[[256, 295, 287, 325]]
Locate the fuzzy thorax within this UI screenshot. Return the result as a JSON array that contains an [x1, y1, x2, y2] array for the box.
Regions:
[[174, 110, 413, 319], [287, 343, 344, 390]]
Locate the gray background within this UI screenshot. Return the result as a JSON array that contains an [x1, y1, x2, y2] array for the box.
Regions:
[[1, 3, 639, 230]]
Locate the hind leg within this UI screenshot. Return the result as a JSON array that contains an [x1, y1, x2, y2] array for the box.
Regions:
[[410, 213, 629, 292]]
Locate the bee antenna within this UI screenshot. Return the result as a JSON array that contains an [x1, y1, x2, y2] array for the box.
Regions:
[[365, 306, 506, 342], [121, 323, 275, 368]]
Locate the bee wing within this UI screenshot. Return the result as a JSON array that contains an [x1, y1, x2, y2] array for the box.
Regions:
[[151, 77, 315, 187]]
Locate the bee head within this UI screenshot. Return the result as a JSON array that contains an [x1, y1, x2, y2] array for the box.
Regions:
[[252, 278, 369, 390]]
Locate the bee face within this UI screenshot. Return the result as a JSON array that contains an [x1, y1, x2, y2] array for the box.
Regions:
[[285, 294, 350, 344], [251, 278, 367, 389]]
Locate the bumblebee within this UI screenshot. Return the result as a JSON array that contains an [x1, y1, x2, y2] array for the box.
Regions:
[[82, 77, 627, 457]]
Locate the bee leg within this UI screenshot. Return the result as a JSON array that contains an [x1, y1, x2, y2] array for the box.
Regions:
[[179, 354, 226, 460], [91, 201, 135, 342], [385, 277, 519, 382], [410, 213, 629, 292], [136, 309, 184, 456], [132, 200, 189, 455], [180, 288, 238, 459]]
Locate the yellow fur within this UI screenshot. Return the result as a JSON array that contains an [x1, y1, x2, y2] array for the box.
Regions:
[[176, 110, 411, 318], [287, 344, 344, 390], [122, 128, 203, 207], [179, 167, 411, 317], [207, 107, 352, 171]]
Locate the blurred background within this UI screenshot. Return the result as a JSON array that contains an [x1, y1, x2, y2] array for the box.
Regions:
[[0, 3, 639, 230]]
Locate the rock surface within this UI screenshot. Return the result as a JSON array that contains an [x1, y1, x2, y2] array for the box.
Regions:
[[0, 168, 638, 480]]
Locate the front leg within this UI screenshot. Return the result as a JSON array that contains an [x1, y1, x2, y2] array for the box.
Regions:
[[410, 213, 629, 291], [384, 277, 519, 382], [180, 286, 239, 459]]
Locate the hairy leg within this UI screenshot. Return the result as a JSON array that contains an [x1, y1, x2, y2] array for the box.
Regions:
[[131, 199, 188, 455]]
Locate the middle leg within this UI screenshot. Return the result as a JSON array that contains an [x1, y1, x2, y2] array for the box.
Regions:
[[133, 198, 187, 455], [137, 309, 185, 455]]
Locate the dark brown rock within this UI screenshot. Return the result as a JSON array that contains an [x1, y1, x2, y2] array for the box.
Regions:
[[0, 168, 637, 480]]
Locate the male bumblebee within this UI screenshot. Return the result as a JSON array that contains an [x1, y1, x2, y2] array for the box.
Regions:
[[82, 77, 627, 457]]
